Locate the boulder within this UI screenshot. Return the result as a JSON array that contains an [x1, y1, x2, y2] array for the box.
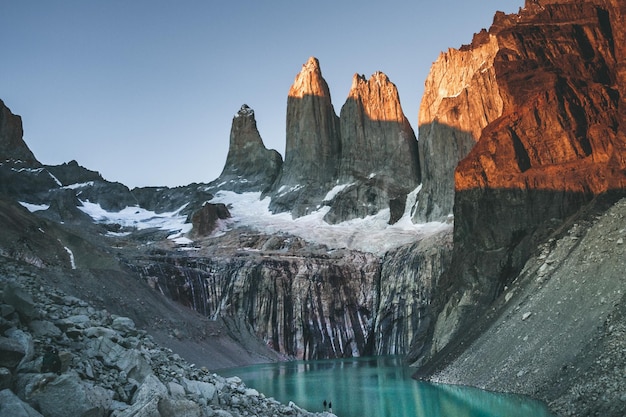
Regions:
[[3, 283, 37, 322], [0, 389, 43, 417], [0, 336, 26, 369], [20, 373, 113, 417]]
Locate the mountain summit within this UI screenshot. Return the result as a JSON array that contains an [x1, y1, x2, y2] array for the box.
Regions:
[[210, 104, 282, 193], [0, 99, 40, 166]]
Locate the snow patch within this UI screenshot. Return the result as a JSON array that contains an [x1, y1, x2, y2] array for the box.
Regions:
[[19, 202, 50, 212], [47, 171, 63, 186], [209, 190, 449, 255], [63, 181, 94, 189], [60, 242, 76, 269], [78, 201, 192, 244], [324, 183, 354, 201]]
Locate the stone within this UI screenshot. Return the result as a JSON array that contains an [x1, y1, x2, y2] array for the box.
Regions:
[[111, 316, 136, 335], [0, 336, 26, 369], [190, 203, 231, 237], [3, 283, 37, 321], [0, 368, 11, 390], [0, 388, 43, 417], [158, 397, 203, 417], [181, 377, 217, 401], [24, 373, 113, 417], [28, 320, 62, 338]]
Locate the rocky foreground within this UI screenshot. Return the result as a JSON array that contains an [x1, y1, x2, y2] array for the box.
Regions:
[[0, 264, 334, 417]]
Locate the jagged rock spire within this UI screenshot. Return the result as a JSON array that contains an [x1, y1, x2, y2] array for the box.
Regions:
[[0, 99, 40, 167], [211, 104, 282, 193], [266, 57, 341, 217]]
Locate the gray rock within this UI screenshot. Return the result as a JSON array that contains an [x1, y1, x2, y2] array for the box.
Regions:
[[182, 377, 216, 402], [111, 316, 136, 335], [28, 320, 62, 338], [209, 104, 283, 194], [24, 373, 113, 417], [0, 368, 11, 391], [0, 336, 26, 368], [0, 388, 43, 417], [3, 283, 36, 321], [158, 397, 203, 417]]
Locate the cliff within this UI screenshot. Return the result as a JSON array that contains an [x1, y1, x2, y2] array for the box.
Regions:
[[326, 72, 420, 224], [266, 57, 341, 217], [414, 1, 626, 407], [413, 32, 503, 222]]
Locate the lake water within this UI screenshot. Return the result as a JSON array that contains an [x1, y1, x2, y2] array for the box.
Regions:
[[219, 356, 555, 417]]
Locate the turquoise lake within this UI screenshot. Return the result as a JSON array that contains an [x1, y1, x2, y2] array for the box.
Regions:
[[219, 356, 555, 417]]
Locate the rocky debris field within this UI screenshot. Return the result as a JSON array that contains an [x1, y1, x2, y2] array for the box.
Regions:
[[0, 267, 335, 417], [427, 197, 626, 417]]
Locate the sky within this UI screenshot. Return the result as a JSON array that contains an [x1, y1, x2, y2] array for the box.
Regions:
[[1, 1, 523, 188]]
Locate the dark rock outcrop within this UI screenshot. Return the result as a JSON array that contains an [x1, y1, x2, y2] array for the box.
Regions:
[[210, 105, 283, 193], [190, 203, 230, 237], [266, 57, 341, 217], [0, 100, 39, 167], [324, 72, 420, 224]]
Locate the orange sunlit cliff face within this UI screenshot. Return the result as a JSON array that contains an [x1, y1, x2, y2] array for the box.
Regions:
[[287, 56, 331, 99], [453, 1, 626, 194]]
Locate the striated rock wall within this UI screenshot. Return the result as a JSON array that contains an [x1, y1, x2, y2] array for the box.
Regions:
[[126, 229, 452, 362], [374, 228, 453, 359], [133, 243, 380, 360]]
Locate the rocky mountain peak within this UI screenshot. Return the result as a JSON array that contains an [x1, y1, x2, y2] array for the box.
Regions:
[[287, 56, 330, 99], [0, 99, 40, 167], [267, 57, 341, 217], [346, 71, 407, 123], [325, 71, 420, 224], [209, 104, 282, 193]]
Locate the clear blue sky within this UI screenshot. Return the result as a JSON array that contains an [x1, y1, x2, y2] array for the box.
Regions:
[[1, 1, 522, 188]]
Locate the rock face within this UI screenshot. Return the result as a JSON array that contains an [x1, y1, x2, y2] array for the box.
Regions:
[[0, 99, 39, 167], [267, 57, 341, 217], [374, 229, 453, 358], [132, 237, 381, 360], [325, 72, 420, 224], [416, 0, 626, 374], [422, 196, 626, 417], [210, 105, 283, 193], [413, 32, 503, 222]]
